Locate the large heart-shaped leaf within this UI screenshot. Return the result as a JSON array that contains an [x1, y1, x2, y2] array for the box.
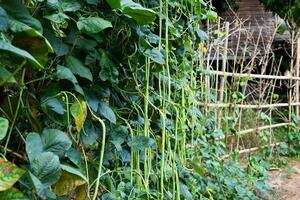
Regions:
[[31, 152, 61, 186], [0, 117, 9, 140], [106, 0, 156, 25], [66, 56, 93, 81], [26, 129, 72, 161], [10, 20, 53, 67], [56, 65, 83, 94], [61, 0, 81, 12], [0, 41, 43, 69], [41, 129, 72, 157], [26, 133, 43, 162], [98, 101, 116, 124], [0, 0, 43, 32], [70, 97, 87, 132], [121, 0, 156, 25], [77, 17, 112, 35], [0, 157, 25, 191]]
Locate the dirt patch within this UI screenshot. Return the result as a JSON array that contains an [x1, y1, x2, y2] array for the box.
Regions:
[[268, 160, 300, 200]]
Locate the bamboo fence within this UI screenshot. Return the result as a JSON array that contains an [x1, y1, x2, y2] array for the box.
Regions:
[[201, 15, 299, 158]]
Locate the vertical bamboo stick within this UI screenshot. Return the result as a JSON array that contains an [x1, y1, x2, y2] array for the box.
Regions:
[[289, 31, 295, 122], [217, 22, 229, 129], [296, 38, 300, 116], [214, 18, 221, 127]]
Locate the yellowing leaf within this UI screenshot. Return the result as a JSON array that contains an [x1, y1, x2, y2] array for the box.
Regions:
[[70, 97, 87, 132], [75, 185, 88, 200], [52, 171, 86, 196], [0, 158, 25, 191]]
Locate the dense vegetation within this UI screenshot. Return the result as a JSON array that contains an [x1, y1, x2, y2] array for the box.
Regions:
[[0, 0, 298, 199], [260, 0, 300, 28]]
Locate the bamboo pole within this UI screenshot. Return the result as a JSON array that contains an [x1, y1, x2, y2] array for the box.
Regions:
[[215, 122, 291, 141], [198, 102, 300, 108], [296, 38, 300, 116], [206, 70, 300, 81], [217, 22, 229, 128], [289, 31, 295, 122], [221, 142, 283, 160]]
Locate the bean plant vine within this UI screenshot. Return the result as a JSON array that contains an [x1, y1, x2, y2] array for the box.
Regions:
[[0, 0, 287, 199]]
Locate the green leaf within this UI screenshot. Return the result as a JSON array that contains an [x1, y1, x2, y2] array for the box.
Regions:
[[86, 0, 99, 5], [143, 48, 165, 65], [56, 65, 83, 94], [128, 136, 156, 151], [106, 0, 156, 24], [60, 164, 87, 182], [206, 10, 218, 20], [0, 117, 9, 140], [80, 119, 100, 145], [0, 67, 17, 84], [31, 152, 61, 186], [29, 172, 56, 199], [70, 97, 87, 132], [180, 184, 193, 200], [121, 0, 156, 25], [44, 31, 69, 56], [106, 0, 121, 8], [0, 157, 25, 191], [9, 20, 53, 67], [66, 56, 93, 81], [47, 0, 61, 10], [44, 13, 69, 24], [41, 98, 66, 115], [26, 133, 43, 162], [41, 129, 72, 157], [61, 0, 81, 12], [0, 188, 30, 200], [111, 126, 128, 151], [0, 41, 43, 69], [0, 7, 9, 32], [98, 101, 116, 123], [99, 50, 119, 83], [41, 97, 68, 126], [52, 171, 85, 196], [77, 17, 112, 35], [0, 0, 43, 33]]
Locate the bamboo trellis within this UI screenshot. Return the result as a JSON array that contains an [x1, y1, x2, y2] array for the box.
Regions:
[[201, 15, 300, 157]]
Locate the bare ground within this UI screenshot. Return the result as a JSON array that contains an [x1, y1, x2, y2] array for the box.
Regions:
[[268, 159, 300, 200]]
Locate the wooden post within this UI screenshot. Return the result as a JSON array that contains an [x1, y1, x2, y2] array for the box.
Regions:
[[296, 38, 300, 116], [217, 22, 229, 129]]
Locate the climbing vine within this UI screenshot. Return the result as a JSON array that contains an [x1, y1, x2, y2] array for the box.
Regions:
[[0, 0, 272, 199]]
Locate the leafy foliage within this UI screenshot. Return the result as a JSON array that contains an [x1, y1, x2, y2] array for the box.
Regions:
[[0, 158, 24, 191], [260, 0, 300, 27], [0, 0, 276, 199]]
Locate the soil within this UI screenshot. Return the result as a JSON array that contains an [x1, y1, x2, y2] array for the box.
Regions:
[[267, 159, 300, 200]]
